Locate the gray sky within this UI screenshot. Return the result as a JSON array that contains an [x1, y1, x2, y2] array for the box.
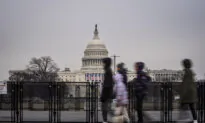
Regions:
[[0, 0, 205, 80]]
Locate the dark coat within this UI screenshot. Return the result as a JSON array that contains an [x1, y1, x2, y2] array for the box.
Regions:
[[100, 58, 114, 102], [133, 71, 151, 96], [179, 69, 197, 103]]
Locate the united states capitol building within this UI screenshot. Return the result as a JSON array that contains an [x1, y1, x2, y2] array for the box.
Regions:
[[58, 25, 183, 83]]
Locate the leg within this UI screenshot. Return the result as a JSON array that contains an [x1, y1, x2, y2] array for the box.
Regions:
[[101, 101, 108, 122], [189, 103, 197, 120], [178, 103, 192, 122], [136, 94, 145, 123], [122, 106, 130, 123], [108, 99, 114, 116]]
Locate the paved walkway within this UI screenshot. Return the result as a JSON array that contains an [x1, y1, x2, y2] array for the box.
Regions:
[[0, 110, 153, 122], [144, 111, 193, 122], [1, 110, 201, 122]]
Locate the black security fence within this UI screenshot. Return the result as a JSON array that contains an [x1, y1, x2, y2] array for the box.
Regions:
[[0, 81, 99, 123], [127, 81, 205, 123], [0, 81, 204, 122]]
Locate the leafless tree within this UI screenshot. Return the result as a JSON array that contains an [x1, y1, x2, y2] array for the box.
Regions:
[[27, 56, 60, 81], [9, 56, 60, 82]]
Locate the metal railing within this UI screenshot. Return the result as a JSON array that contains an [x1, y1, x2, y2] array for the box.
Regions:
[[0, 81, 204, 122]]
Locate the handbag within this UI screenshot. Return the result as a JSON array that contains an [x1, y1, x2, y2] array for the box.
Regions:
[[112, 106, 130, 123]]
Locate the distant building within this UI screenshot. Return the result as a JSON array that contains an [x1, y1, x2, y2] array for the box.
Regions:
[[8, 25, 184, 97], [57, 25, 183, 83], [58, 24, 107, 83], [149, 69, 183, 82]]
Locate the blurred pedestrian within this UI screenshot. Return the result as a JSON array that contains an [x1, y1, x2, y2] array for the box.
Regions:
[[177, 59, 198, 123], [132, 62, 151, 123], [112, 63, 130, 123], [117, 63, 128, 87], [100, 57, 114, 123]]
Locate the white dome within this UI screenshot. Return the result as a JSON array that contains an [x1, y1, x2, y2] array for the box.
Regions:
[[86, 39, 106, 49], [88, 39, 104, 45], [85, 25, 107, 50], [81, 24, 108, 72]]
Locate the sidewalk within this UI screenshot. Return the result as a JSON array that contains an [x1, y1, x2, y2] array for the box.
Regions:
[[0, 110, 153, 122], [143, 111, 193, 122]]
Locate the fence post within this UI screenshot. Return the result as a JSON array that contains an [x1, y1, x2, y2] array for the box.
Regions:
[[198, 82, 205, 122], [160, 82, 173, 123], [48, 82, 53, 122]]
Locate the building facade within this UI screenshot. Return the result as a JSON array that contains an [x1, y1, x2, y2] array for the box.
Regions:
[[58, 24, 107, 83], [9, 25, 184, 97], [58, 25, 183, 83]]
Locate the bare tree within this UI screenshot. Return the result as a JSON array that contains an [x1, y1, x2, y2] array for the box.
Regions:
[[9, 71, 32, 81], [27, 56, 60, 81], [9, 56, 60, 82]]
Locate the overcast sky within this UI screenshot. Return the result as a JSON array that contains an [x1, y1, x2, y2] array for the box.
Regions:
[[0, 0, 205, 80]]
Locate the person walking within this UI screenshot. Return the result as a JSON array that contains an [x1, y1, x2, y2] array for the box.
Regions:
[[177, 59, 198, 123], [117, 63, 128, 87], [100, 57, 114, 123], [112, 63, 130, 123], [132, 62, 151, 123]]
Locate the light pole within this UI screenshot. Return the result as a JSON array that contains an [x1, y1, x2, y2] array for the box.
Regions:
[[111, 54, 120, 74]]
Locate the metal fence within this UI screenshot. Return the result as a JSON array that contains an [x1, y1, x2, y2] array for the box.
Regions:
[[0, 81, 204, 122], [0, 81, 99, 123]]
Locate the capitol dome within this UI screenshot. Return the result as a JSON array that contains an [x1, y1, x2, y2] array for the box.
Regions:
[[81, 24, 108, 72], [86, 39, 106, 49], [86, 25, 107, 50]]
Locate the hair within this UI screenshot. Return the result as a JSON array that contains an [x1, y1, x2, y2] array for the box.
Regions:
[[182, 59, 192, 69], [117, 63, 124, 69], [135, 62, 145, 71], [117, 62, 127, 86], [102, 57, 112, 68]]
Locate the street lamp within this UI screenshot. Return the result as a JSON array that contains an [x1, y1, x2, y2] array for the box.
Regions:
[[111, 54, 120, 74]]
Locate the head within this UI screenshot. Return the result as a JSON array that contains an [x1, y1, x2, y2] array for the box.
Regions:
[[182, 59, 192, 69], [117, 63, 125, 73], [135, 62, 145, 72], [102, 57, 112, 69]]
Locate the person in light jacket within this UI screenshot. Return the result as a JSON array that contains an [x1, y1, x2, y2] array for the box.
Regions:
[[112, 63, 130, 123]]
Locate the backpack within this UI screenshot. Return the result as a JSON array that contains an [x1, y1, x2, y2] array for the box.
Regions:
[[134, 72, 151, 93]]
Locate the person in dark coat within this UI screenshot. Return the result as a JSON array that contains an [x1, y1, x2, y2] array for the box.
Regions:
[[132, 62, 151, 123], [100, 57, 114, 123], [178, 59, 198, 123]]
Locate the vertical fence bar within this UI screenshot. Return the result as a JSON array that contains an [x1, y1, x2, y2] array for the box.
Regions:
[[94, 82, 98, 123], [53, 82, 57, 123], [90, 82, 94, 123], [48, 82, 53, 123], [86, 82, 90, 122], [11, 82, 16, 122], [168, 82, 172, 122], [16, 81, 20, 123], [160, 83, 164, 122], [19, 82, 23, 122], [128, 81, 136, 122], [56, 82, 61, 123], [203, 82, 205, 123], [198, 82, 205, 123]]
